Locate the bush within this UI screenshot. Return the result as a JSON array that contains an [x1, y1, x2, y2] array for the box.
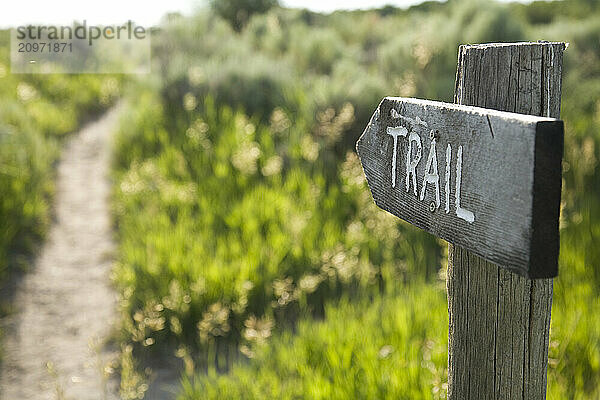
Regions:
[[211, 0, 279, 31]]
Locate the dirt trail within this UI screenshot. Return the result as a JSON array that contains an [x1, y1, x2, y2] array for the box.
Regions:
[[0, 106, 122, 400]]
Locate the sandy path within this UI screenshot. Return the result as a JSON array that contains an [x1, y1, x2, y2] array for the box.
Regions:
[[0, 106, 122, 400]]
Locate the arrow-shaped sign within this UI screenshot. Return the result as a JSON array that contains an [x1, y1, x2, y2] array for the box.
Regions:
[[356, 97, 563, 278]]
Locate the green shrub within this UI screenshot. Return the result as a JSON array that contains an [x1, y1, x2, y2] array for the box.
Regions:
[[210, 0, 279, 31]]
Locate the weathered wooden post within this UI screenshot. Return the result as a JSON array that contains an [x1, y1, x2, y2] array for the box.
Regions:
[[356, 42, 566, 399], [447, 42, 565, 399]]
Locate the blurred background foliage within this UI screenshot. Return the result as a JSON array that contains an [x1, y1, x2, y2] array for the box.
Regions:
[[1, 0, 599, 398], [112, 0, 600, 398]]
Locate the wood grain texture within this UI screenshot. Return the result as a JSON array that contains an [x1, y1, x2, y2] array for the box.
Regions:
[[447, 42, 565, 400], [356, 97, 563, 278]]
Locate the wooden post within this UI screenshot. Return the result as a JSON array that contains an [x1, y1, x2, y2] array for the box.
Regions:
[[447, 42, 566, 399]]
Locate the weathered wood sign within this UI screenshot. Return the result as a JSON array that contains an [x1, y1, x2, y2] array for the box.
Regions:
[[356, 97, 563, 278]]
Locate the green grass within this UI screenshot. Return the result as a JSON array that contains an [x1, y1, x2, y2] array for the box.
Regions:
[[178, 284, 448, 400]]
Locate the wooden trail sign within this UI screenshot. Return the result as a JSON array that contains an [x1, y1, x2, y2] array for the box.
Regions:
[[446, 42, 565, 400], [356, 97, 563, 278], [356, 42, 566, 400]]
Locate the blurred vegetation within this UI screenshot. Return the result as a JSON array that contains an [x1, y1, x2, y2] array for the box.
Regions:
[[111, 0, 600, 398], [178, 284, 448, 399], [110, 0, 600, 398], [210, 0, 279, 31]]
